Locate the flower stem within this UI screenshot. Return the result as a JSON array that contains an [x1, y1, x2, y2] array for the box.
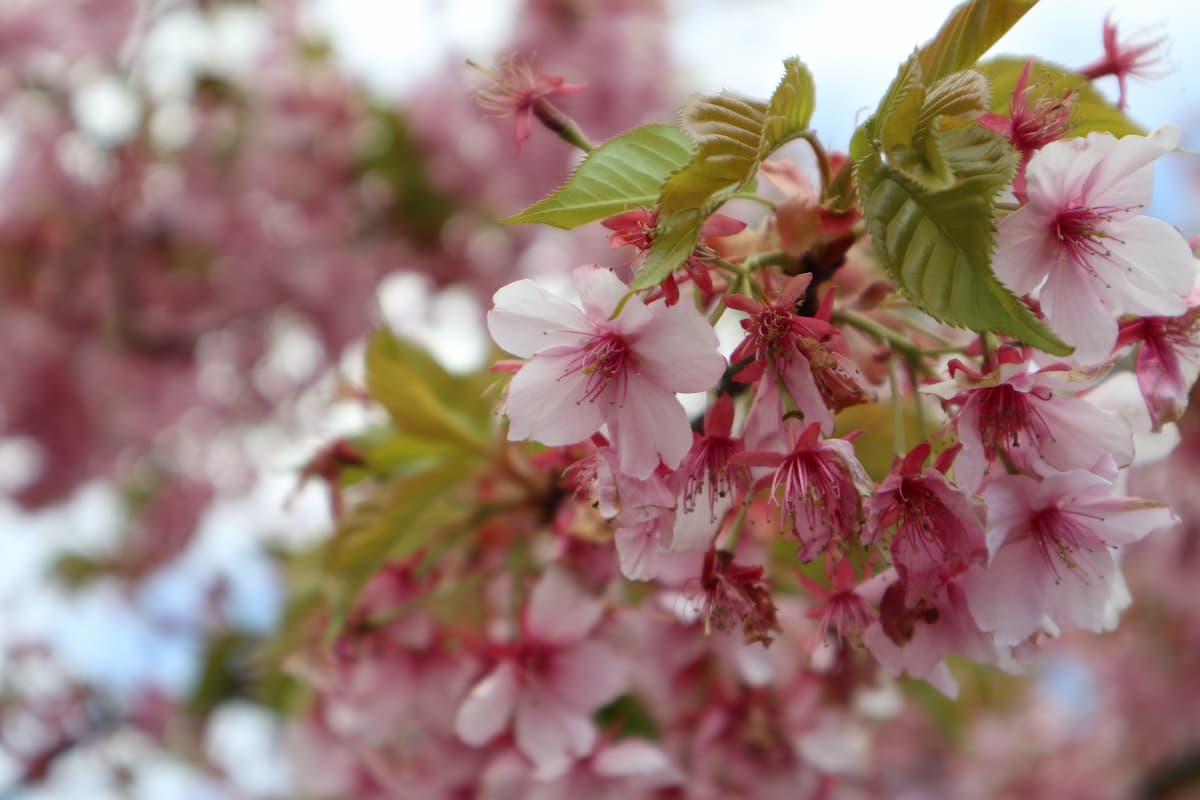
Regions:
[[887, 357, 906, 456], [533, 98, 594, 152], [720, 501, 751, 554]]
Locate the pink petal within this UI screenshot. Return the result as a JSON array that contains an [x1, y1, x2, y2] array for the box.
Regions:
[[525, 567, 604, 644], [615, 520, 666, 581], [994, 206, 1053, 296], [488, 279, 589, 358], [632, 301, 726, 392], [549, 640, 627, 711], [1081, 125, 1177, 205], [609, 375, 694, 478], [592, 739, 681, 784], [454, 662, 518, 746], [1035, 395, 1133, 472], [574, 265, 646, 328], [1044, 547, 1121, 634], [963, 542, 1048, 646], [1107, 216, 1197, 307], [780, 354, 834, 434], [514, 686, 596, 780], [1039, 260, 1117, 364], [506, 352, 605, 445]]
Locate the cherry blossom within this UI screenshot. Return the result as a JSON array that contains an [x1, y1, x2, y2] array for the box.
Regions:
[[865, 443, 987, 600], [994, 125, 1197, 363], [471, 53, 587, 152], [735, 421, 873, 560], [928, 349, 1134, 491], [965, 468, 1176, 646], [979, 58, 1075, 200], [487, 265, 725, 479], [454, 568, 626, 779], [1117, 288, 1200, 430], [1078, 14, 1167, 110]]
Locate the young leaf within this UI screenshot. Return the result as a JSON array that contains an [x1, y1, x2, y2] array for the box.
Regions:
[[365, 329, 489, 453], [978, 57, 1144, 137], [855, 124, 1070, 354], [917, 0, 1040, 83], [504, 124, 694, 229], [633, 57, 817, 291], [761, 57, 817, 155], [660, 94, 767, 216]]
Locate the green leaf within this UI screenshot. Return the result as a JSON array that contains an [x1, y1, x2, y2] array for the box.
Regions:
[[661, 94, 767, 215], [504, 124, 694, 229], [633, 57, 817, 291], [364, 329, 490, 454], [977, 57, 1144, 137], [855, 124, 1070, 354], [917, 0, 1040, 83], [631, 218, 704, 291], [321, 459, 471, 629], [761, 57, 817, 155]]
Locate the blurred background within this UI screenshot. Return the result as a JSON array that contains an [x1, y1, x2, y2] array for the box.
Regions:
[[1, 0, 1199, 797]]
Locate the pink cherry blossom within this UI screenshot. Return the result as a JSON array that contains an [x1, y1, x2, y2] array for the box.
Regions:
[[471, 53, 587, 153], [694, 548, 781, 647], [964, 469, 1176, 646], [928, 348, 1134, 491], [865, 443, 987, 600], [994, 125, 1197, 363], [1117, 288, 1200, 430], [864, 576, 1003, 699], [676, 394, 745, 522], [454, 568, 626, 779], [729, 276, 869, 434], [487, 265, 725, 479], [797, 558, 875, 646], [602, 208, 745, 306], [1078, 14, 1167, 110], [735, 420, 873, 560], [979, 58, 1075, 200]]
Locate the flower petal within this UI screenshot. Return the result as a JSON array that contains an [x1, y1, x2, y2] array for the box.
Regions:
[[609, 375, 693, 478], [488, 280, 589, 358], [454, 662, 518, 746], [525, 567, 604, 644], [506, 352, 605, 445]]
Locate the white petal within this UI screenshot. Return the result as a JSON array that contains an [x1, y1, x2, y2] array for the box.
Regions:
[[592, 740, 681, 783], [455, 662, 518, 746], [488, 280, 589, 358]]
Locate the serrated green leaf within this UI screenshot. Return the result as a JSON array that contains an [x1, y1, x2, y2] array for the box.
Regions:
[[855, 124, 1070, 354], [917, 0, 1040, 84], [504, 125, 694, 229], [661, 94, 767, 215], [365, 329, 489, 453], [761, 57, 816, 155], [631, 216, 704, 291], [879, 65, 989, 193], [634, 58, 817, 291], [978, 57, 1144, 137], [320, 460, 471, 630]]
